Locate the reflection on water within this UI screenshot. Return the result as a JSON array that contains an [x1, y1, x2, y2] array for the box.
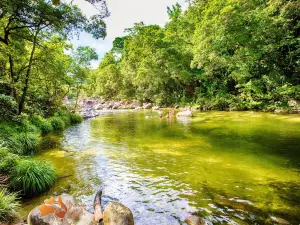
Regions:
[[22, 111, 300, 224]]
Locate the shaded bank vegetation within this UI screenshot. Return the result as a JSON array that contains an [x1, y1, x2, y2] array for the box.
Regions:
[[0, 0, 108, 222], [88, 0, 299, 111]]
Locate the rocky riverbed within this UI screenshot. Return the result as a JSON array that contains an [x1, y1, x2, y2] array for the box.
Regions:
[[77, 100, 167, 119]]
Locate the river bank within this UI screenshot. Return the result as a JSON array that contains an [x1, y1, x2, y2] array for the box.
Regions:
[[0, 109, 83, 223], [74, 99, 300, 119]]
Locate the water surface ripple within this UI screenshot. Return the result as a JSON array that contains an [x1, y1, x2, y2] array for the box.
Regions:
[[24, 111, 300, 224]]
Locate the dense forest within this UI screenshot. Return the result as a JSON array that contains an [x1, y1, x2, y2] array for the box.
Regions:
[[88, 0, 299, 110]]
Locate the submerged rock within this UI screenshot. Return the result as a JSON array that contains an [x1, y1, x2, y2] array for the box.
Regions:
[[270, 216, 290, 225], [143, 103, 152, 109], [184, 216, 206, 225], [176, 110, 193, 117], [103, 202, 134, 225]]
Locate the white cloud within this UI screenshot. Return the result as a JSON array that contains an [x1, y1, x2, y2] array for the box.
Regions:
[[71, 0, 187, 66]]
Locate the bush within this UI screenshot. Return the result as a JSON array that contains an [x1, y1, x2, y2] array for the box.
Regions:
[[10, 159, 57, 196], [69, 113, 83, 124], [30, 115, 53, 134], [39, 120, 53, 134], [53, 109, 71, 126], [0, 189, 20, 222], [8, 132, 40, 155], [0, 147, 18, 173], [18, 118, 39, 133], [0, 94, 18, 122], [50, 117, 65, 131]]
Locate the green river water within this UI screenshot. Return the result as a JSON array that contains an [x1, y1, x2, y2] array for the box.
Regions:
[[22, 111, 300, 224]]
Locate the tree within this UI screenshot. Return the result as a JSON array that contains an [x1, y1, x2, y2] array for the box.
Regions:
[[0, 0, 108, 114], [71, 46, 98, 109]]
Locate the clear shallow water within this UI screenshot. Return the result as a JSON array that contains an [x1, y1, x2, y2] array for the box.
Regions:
[[22, 111, 300, 224]]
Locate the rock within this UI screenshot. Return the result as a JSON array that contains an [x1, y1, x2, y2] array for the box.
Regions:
[[184, 216, 205, 225], [288, 99, 299, 108], [103, 202, 134, 225], [27, 194, 96, 225], [112, 105, 119, 110], [274, 109, 288, 114], [143, 103, 152, 109], [134, 107, 143, 110], [152, 106, 160, 110], [176, 110, 193, 117], [270, 216, 290, 225], [94, 104, 103, 110]]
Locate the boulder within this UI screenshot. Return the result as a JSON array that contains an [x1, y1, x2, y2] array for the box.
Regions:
[[143, 103, 152, 109], [112, 104, 119, 110], [103, 202, 134, 225], [27, 194, 96, 225], [134, 107, 143, 110], [176, 110, 193, 117], [152, 106, 160, 110], [94, 104, 103, 110], [288, 99, 299, 108], [184, 216, 205, 225]]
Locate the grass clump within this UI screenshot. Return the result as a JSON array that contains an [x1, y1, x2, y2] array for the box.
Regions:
[[50, 117, 65, 131], [0, 189, 20, 222], [39, 120, 53, 134], [69, 113, 83, 124], [0, 147, 18, 173], [30, 115, 53, 134], [10, 159, 57, 197], [8, 132, 40, 155]]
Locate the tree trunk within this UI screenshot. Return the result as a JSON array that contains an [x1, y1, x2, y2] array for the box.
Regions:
[[74, 83, 82, 110], [18, 27, 40, 114]]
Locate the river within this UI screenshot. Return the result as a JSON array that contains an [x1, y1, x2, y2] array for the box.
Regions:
[[22, 111, 300, 224]]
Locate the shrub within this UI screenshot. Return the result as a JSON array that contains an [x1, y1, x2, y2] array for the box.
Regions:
[[39, 120, 53, 134], [10, 159, 57, 196], [0, 94, 18, 122], [53, 109, 71, 126], [18, 119, 39, 133], [69, 113, 83, 124], [0, 189, 20, 222], [30, 115, 53, 134], [8, 132, 40, 155], [50, 117, 65, 131], [0, 147, 18, 173]]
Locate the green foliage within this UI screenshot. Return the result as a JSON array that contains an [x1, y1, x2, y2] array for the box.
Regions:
[[69, 113, 83, 124], [8, 133, 40, 155], [86, 0, 300, 111], [0, 0, 107, 115], [30, 115, 53, 134], [0, 146, 19, 173], [0, 94, 18, 122], [50, 117, 66, 131], [10, 159, 57, 196], [39, 120, 54, 134], [0, 189, 20, 222]]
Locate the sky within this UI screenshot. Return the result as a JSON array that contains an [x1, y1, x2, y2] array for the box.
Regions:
[[71, 0, 187, 67]]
